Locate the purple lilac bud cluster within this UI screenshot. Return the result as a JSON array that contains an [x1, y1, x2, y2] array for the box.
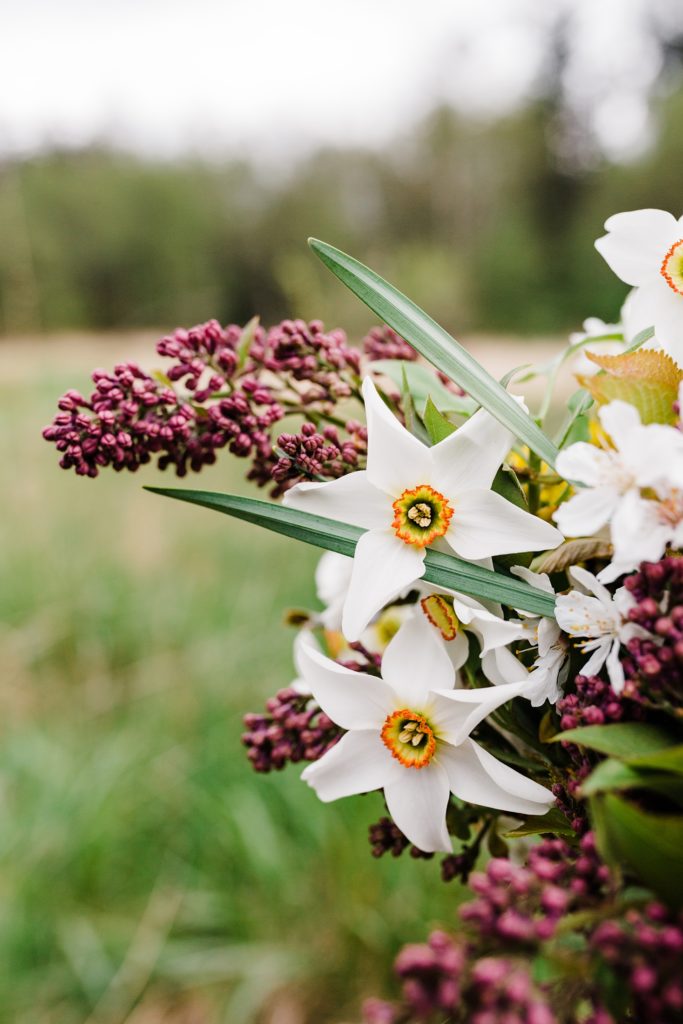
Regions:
[[156, 319, 246, 399], [250, 318, 361, 402], [557, 673, 641, 733], [363, 934, 556, 1024], [43, 363, 202, 477], [44, 316, 369, 486], [461, 834, 610, 946], [242, 687, 340, 773], [271, 420, 368, 496], [622, 557, 683, 705], [591, 902, 683, 1023], [364, 836, 617, 1024], [363, 325, 418, 362]]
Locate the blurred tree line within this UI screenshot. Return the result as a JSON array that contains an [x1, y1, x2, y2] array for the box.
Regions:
[[1, 89, 682, 339]]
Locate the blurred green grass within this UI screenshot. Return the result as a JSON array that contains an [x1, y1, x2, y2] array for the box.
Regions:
[[0, 354, 460, 1024]]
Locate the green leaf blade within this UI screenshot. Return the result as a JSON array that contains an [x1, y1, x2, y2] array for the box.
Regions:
[[309, 238, 559, 468], [146, 487, 557, 617]]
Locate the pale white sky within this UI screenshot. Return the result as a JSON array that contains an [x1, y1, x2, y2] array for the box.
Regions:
[[0, 0, 677, 162]]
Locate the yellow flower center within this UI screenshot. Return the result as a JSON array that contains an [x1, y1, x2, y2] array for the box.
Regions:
[[661, 238, 683, 296], [392, 484, 454, 548], [420, 594, 460, 641], [381, 708, 437, 768]]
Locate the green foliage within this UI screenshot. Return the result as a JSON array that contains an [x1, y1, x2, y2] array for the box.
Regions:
[[309, 238, 560, 467], [146, 488, 557, 617], [591, 794, 683, 908]]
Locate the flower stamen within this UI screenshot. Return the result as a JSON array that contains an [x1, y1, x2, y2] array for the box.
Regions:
[[381, 708, 437, 768]]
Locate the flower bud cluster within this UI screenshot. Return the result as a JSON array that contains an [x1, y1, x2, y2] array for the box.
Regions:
[[250, 318, 361, 402], [591, 902, 683, 1023], [365, 835, 620, 1023], [363, 325, 418, 362], [156, 318, 246, 400], [271, 421, 368, 495], [241, 687, 340, 773], [363, 934, 556, 1024], [622, 557, 683, 704]]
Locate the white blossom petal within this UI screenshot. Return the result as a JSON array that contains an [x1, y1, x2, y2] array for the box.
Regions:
[[315, 552, 353, 631], [362, 377, 433, 496], [510, 565, 554, 595], [439, 738, 553, 814], [429, 407, 514, 495], [481, 647, 528, 686], [553, 486, 618, 538], [382, 612, 455, 703], [283, 470, 388, 530], [295, 632, 394, 729], [342, 528, 426, 642], [595, 209, 678, 287], [580, 639, 611, 678], [430, 681, 527, 746], [598, 400, 643, 451], [383, 761, 452, 852], [301, 729, 398, 800], [555, 443, 613, 488], [446, 489, 563, 560], [567, 566, 613, 604], [651, 280, 683, 364], [606, 638, 625, 694]]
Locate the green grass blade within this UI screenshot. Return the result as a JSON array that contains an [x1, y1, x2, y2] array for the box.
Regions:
[[146, 488, 556, 617], [308, 238, 559, 469]]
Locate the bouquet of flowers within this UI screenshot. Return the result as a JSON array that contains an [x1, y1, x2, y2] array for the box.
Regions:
[[44, 208, 683, 1023]]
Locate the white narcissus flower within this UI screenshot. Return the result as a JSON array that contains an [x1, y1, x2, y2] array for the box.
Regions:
[[595, 208, 683, 360], [297, 617, 553, 853], [284, 377, 562, 641], [554, 566, 643, 695]]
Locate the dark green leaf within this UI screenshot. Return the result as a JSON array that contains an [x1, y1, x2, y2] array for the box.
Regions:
[[592, 793, 683, 907], [626, 745, 683, 774], [311, 240, 559, 468], [491, 464, 527, 511], [146, 488, 557, 617], [503, 807, 575, 839], [581, 759, 683, 806], [552, 723, 677, 758]]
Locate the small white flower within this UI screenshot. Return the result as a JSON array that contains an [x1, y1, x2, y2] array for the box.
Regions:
[[297, 617, 553, 852], [478, 567, 568, 706], [554, 566, 642, 694], [285, 377, 562, 641], [595, 208, 683, 360], [554, 400, 683, 543]]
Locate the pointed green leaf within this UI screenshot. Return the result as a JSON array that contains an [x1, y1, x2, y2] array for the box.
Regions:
[[311, 239, 559, 468], [423, 397, 456, 444], [146, 488, 557, 616]]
